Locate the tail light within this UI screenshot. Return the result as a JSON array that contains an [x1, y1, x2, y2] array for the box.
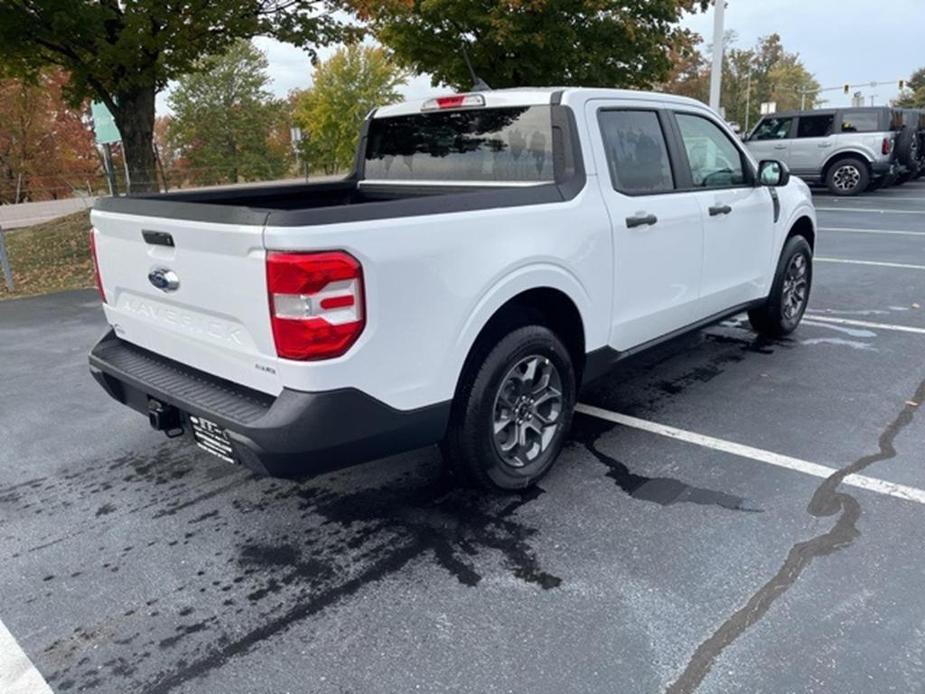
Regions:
[[422, 94, 485, 111], [882, 137, 892, 155], [88, 228, 106, 303], [266, 251, 365, 360]]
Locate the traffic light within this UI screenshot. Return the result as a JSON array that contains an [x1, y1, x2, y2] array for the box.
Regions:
[[844, 84, 850, 95], [899, 79, 905, 90]]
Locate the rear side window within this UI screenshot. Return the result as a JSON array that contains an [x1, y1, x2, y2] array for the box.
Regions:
[[841, 112, 880, 133], [750, 117, 792, 140], [597, 110, 674, 194], [675, 113, 747, 188], [364, 106, 554, 182], [797, 115, 834, 138]]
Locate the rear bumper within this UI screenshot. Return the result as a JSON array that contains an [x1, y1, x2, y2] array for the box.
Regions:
[[88, 331, 450, 477], [871, 160, 895, 177]]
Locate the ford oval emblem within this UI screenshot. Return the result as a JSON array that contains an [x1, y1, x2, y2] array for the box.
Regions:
[[148, 267, 180, 292]]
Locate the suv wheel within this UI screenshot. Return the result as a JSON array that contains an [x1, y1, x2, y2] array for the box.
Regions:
[[441, 325, 576, 491], [825, 157, 869, 196], [748, 235, 813, 338]]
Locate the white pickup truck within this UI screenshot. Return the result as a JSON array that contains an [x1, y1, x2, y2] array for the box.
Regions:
[[88, 87, 816, 490]]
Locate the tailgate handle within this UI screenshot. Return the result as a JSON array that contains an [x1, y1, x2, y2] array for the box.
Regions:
[[142, 230, 175, 247]]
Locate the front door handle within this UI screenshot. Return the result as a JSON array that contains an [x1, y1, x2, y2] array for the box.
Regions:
[[773, 144, 787, 150], [818, 143, 832, 148], [708, 204, 732, 216], [626, 213, 658, 228]]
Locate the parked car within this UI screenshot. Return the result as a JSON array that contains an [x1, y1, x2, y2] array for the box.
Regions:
[[87, 88, 816, 491], [895, 109, 924, 183], [745, 107, 899, 195]]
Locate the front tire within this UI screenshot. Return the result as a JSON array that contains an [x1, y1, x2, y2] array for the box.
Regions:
[[441, 325, 576, 491], [748, 235, 813, 338], [825, 157, 869, 196]]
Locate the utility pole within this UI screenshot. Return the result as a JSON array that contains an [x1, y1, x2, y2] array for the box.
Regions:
[[708, 0, 726, 112], [744, 71, 752, 132]]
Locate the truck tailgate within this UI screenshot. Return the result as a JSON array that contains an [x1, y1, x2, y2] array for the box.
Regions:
[[90, 209, 280, 395]]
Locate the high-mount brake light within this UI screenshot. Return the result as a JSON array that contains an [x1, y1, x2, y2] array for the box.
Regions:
[[89, 228, 106, 304], [421, 94, 486, 111], [266, 251, 365, 361]]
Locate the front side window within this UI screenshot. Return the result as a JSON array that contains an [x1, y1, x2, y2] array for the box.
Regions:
[[841, 112, 880, 133], [797, 115, 834, 138], [364, 106, 554, 182], [597, 110, 674, 194], [675, 113, 746, 188], [750, 117, 793, 140]]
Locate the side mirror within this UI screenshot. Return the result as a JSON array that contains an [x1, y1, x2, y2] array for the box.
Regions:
[[758, 159, 790, 187]]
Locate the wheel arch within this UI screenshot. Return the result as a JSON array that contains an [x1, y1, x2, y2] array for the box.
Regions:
[[786, 215, 816, 251], [822, 150, 873, 178], [448, 273, 593, 406]]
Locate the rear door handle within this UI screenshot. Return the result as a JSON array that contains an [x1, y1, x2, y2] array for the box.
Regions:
[[625, 214, 658, 228], [818, 143, 832, 148], [708, 204, 732, 216], [773, 144, 787, 150]]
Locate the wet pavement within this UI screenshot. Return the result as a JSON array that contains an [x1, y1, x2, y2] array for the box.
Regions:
[[2, 180, 925, 693]]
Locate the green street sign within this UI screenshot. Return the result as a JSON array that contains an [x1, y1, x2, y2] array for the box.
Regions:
[[91, 101, 121, 144]]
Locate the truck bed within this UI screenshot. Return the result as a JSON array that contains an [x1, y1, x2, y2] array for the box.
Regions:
[[93, 177, 570, 227]]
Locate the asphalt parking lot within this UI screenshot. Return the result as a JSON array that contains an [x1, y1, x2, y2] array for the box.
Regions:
[[2, 181, 925, 694]]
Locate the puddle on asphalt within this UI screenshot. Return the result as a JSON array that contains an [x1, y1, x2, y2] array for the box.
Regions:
[[571, 414, 760, 513]]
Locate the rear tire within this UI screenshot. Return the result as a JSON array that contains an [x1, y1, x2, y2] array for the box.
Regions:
[[441, 325, 576, 491], [825, 157, 869, 196], [748, 236, 813, 338]]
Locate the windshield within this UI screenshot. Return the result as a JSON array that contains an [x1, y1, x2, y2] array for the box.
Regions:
[[364, 106, 555, 183]]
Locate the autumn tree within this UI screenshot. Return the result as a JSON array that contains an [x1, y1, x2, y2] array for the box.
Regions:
[[349, 0, 709, 91], [660, 32, 819, 130], [292, 45, 406, 174], [167, 41, 291, 186], [0, 71, 98, 203], [0, 1, 343, 192], [660, 31, 709, 100]]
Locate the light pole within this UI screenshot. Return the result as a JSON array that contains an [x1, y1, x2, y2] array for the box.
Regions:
[[708, 0, 726, 112], [744, 71, 752, 132]]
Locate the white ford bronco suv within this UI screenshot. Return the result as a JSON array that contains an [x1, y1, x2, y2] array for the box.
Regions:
[[88, 88, 816, 490]]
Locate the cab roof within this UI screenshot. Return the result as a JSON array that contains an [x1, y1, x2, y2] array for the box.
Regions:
[[373, 86, 713, 118]]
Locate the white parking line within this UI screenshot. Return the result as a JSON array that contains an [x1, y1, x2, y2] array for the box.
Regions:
[[575, 404, 925, 505], [815, 257, 925, 270], [820, 227, 925, 237], [0, 619, 53, 694], [803, 314, 925, 335], [815, 207, 925, 215]]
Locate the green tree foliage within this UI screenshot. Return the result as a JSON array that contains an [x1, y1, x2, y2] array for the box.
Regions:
[[292, 45, 406, 174], [894, 67, 925, 108], [167, 41, 291, 186], [350, 0, 709, 91], [0, 1, 343, 191]]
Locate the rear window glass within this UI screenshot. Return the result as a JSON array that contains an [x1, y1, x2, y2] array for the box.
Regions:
[[597, 110, 674, 194], [364, 106, 554, 182], [797, 115, 834, 138], [841, 112, 881, 133]]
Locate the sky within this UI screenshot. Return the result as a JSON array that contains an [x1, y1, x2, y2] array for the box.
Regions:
[[155, 0, 923, 117]]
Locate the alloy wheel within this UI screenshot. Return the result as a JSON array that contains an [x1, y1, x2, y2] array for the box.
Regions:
[[491, 355, 563, 468], [832, 165, 861, 192], [781, 252, 809, 322]]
